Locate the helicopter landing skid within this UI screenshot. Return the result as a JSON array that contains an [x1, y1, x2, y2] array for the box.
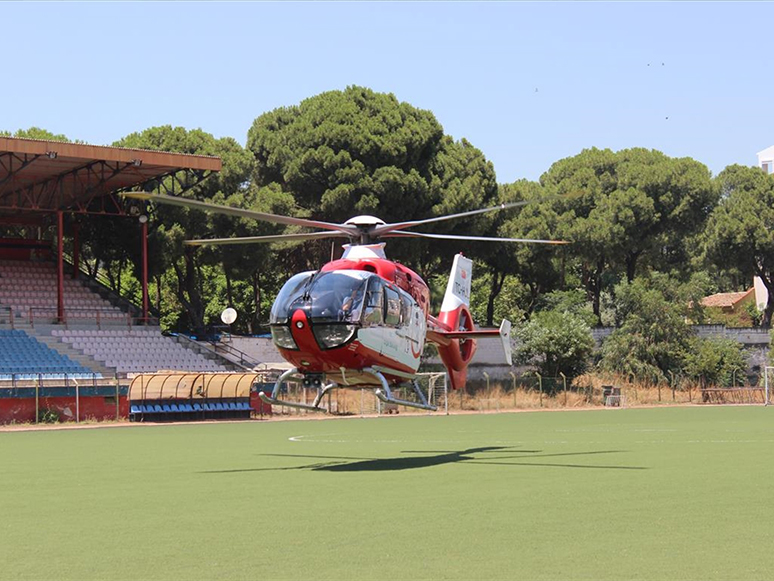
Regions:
[[367, 367, 438, 412], [258, 367, 333, 413]]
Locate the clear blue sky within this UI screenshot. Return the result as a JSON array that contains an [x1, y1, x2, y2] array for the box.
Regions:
[[4, 2, 772, 182]]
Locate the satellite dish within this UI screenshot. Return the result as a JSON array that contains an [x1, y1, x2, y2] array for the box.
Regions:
[[221, 307, 237, 325]]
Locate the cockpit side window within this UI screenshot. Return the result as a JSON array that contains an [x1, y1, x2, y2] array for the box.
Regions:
[[363, 277, 384, 326], [400, 294, 413, 328], [384, 286, 401, 327]]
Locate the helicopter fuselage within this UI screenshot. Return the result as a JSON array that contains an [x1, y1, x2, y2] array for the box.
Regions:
[[270, 245, 430, 387]]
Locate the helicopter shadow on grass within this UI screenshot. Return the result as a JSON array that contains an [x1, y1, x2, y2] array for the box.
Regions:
[[199, 446, 647, 474]]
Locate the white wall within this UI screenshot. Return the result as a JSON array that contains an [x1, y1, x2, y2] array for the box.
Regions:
[[757, 145, 774, 173], [754, 277, 768, 310]]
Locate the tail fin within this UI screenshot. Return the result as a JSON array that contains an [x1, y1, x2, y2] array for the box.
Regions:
[[435, 254, 476, 391], [429, 254, 513, 390], [499, 319, 513, 366], [441, 254, 473, 313]]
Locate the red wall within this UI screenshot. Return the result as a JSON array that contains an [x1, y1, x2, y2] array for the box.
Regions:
[[0, 395, 128, 424], [0, 239, 52, 261], [0, 395, 271, 424]]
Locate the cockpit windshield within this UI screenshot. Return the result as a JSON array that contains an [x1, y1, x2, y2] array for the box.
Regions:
[[270, 271, 371, 324]]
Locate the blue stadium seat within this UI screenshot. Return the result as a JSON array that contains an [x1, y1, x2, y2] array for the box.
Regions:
[[0, 329, 100, 377]]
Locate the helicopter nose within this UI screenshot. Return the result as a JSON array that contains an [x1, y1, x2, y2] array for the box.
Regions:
[[290, 308, 316, 352]]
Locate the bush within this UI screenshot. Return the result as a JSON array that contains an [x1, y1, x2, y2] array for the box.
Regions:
[[516, 310, 594, 379], [684, 337, 747, 388], [37, 408, 60, 424]]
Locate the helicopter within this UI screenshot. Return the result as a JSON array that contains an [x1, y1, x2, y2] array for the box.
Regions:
[[123, 192, 566, 412]]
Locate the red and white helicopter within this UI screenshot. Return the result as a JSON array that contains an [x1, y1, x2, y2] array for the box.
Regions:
[[124, 192, 565, 412]]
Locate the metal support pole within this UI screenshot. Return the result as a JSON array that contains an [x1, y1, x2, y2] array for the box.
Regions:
[[57, 210, 64, 323], [444, 373, 449, 416], [72, 221, 79, 279], [35, 376, 39, 424], [75, 379, 80, 424], [483, 371, 490, 411], [141, 219, 149, 324], [115, 376, 120, 421], [510, 371, 517, 409], [561, 372, 567, 406], [537, 373, 543, 407], [669, 370, 676, 401]]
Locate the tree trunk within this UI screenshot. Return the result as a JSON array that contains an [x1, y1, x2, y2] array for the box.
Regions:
[[155, 275, 162, 314], [625, 250, 642, 282], [587, 257, 605, 322], [526, 282, 541, 315], [225, 269, 234, 307], [172, 250, 205, 334]]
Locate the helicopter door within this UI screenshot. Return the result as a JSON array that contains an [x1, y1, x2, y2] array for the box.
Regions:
[[392, 288, 424, 365], [381, 286, 403, 360], [357, 277, 385, 357]]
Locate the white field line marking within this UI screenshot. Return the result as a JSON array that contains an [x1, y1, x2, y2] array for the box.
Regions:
[[289, 435, 774, 445]]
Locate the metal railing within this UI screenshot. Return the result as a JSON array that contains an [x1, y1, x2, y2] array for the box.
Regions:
[[28, 306, 133, 329], [0, 305, 15, 328], [173, 333, 255, 371], [205, 337, 261, 369], [62, 253, 159, 324]]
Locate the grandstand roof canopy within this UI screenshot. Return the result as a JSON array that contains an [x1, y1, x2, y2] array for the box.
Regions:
[[0, 136, 222, 216]]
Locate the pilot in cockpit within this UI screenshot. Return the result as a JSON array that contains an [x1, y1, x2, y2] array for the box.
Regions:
[[339, 287, 364, 321]]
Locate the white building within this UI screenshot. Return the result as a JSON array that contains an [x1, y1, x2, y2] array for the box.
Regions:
[[751, 147, 774, 309], [757, 146, 774, 174]]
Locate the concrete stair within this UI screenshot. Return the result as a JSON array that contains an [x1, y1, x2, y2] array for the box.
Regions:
[[27, 329, 115, 378]]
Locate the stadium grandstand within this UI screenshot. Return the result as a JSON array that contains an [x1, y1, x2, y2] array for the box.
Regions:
[[0, 136, 256, 423]]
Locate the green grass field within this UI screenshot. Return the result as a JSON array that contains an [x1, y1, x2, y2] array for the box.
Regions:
[[2, 406, 774, 580]]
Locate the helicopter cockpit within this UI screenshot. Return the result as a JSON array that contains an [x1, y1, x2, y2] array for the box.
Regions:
[[270, 271, 374, 323], [270, 270, 387, 350]]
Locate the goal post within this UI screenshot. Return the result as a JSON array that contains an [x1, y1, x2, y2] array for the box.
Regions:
[[416, 372, 448, 415], [765, 367, 774, 406]]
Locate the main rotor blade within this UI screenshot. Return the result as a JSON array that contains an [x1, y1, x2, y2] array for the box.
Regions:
[[383, 231, 568, 244], [185, 231, 349, 247], [122, 192, 358, 235], [372, 196, 561, 236]]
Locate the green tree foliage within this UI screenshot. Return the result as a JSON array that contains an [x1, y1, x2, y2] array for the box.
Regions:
[[684, 337, 747, 389], [703, 165, 774, 326], [536, 289, 598, 328], [247, 86, 498, 272], [480, 180, 563, 325], [516, 309, 594, 379], [541, 147, 716, 319], [600, 274, 710, 383], [467, 268, 527, 328], [106, 126, 254, 333], [0, 127, 72, 142]]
